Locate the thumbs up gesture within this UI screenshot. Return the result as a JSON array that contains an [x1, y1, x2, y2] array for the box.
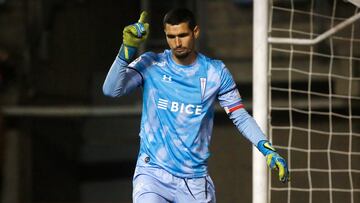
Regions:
[[123, 11, 150, 48], [119, 11, 149, 62]]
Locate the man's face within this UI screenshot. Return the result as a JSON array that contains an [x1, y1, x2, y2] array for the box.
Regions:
[[164, 22, 199, 59]]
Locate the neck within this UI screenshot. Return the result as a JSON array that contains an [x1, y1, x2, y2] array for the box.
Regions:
[[172, 51, 197, 66]]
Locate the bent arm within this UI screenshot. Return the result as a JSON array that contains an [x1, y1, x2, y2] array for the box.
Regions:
[[102, 56, 142, 97]]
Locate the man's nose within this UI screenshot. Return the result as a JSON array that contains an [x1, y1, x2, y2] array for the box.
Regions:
[[175, 37, 182, 47]]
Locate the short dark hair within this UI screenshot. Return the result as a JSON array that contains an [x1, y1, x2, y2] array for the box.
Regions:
[[163, 8, 197, 30]]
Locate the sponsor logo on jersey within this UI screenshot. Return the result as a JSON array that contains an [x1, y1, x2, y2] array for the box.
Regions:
[[157, 98, 202, 115], [157, 98, 168, 110], [154, 61, 166, 67]]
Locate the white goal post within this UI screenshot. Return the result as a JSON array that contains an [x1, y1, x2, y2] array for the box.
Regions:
[[253, 0, 360, 203], [252, 1, 269, 203]]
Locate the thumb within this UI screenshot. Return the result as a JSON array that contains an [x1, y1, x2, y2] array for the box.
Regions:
[[276, 161, 289, 183], [266, 154, 276, 169], [143, 23, 150, 35], [138, 11, 148, 24], [277, 162, 285, 180]]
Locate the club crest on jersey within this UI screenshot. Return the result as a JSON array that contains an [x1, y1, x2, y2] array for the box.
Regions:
[[200, 77, 207, 100], [162, 75, 172, 83]]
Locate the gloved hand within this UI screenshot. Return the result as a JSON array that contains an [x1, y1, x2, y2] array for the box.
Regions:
[[257, 140, 290, 183], [119, 11, 150, 62]]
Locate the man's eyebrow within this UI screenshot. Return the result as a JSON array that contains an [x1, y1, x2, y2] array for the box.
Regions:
[[166, 32, 190, 37], [178, 33, 189, 37]]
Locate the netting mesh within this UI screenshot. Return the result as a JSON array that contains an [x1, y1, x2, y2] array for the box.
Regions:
[[269, 0, 360, 202]]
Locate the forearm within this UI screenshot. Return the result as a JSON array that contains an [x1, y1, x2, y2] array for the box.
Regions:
[[229, 108, 268, 146], [230, 108, 277, 156], [230, 108, 289, 182]]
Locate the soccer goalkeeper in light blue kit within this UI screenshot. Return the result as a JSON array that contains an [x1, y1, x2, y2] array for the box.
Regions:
[[103, 8, 289, 203]]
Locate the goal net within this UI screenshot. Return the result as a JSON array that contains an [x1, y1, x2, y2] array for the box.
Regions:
[[268, 0, 360, 203]]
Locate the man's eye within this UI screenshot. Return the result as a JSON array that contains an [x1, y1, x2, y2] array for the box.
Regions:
[[167, 35, 175, 39]]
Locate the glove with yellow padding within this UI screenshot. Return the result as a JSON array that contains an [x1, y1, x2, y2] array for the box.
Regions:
[[257, 140, 290, 183], [119, 11, 149, 62]]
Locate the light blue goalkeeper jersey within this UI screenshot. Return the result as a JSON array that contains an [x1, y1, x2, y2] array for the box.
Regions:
[[103, 50, 267, 178]]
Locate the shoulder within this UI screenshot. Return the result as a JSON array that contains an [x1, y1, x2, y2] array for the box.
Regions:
[[143, 50, 169, 62], [201, 54, 234, 81], [131, 51, 157, 64], [129, 51, 164, 68], [210, 59, 226, 71], [199, 55, 228, 80], [199, 53, 226, 71]]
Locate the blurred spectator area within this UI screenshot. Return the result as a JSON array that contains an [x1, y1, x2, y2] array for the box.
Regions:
[[5, 0, 351, 203], [1, 1, 254, 203]]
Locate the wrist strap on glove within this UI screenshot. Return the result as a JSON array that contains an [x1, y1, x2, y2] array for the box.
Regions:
[[257, 140, 276, 156], [118, 44, 137, 63]]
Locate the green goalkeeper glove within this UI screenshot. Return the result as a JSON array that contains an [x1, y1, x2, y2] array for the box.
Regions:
[[257, 140, 290, 183], [119, 11, 150, 62]]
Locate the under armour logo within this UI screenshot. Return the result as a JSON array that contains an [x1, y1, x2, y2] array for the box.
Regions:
[[162, 75, 172, 82]]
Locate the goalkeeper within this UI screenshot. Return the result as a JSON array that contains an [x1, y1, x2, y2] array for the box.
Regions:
[[103, 8, 290, 203]]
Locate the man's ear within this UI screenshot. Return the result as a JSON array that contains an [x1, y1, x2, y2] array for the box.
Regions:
[[164, 23, 170, 35], [193, 25, 200, 39]]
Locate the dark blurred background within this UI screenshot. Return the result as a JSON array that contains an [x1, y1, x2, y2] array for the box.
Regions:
[[0, 0, 359, 203], [0, 0, 256, 202]]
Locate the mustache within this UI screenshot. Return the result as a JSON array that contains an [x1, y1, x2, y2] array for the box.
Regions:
[[174, 47, 188, 51]]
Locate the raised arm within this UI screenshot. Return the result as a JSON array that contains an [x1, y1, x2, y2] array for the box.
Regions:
[[103, 11, 149, 97]]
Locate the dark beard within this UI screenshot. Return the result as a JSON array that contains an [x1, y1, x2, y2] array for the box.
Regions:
[[173, 49, 190, 59]]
